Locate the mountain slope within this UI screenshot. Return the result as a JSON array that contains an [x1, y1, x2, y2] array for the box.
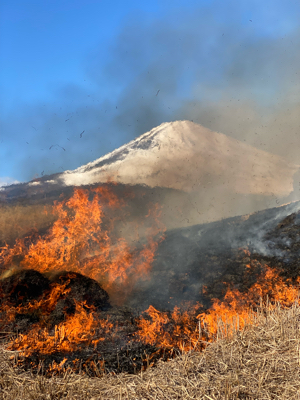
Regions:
[[1, 120, 299, 227], [60, 120, 298, 197]]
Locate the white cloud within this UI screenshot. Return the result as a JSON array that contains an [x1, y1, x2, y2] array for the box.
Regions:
[[28, 181, 41, 186], [0, 177, 20, 188]]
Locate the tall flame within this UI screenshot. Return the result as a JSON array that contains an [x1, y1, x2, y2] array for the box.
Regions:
[[0, 186, 165, 303], [7, 301, 113, 356]]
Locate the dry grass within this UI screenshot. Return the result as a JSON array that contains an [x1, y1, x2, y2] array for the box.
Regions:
[[1, 302, 300, 399], [0, 204, 56, 245]]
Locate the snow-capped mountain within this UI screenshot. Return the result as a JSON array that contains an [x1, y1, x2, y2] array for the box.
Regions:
[[59, 120, 298, 197], [2, 120, 299, 227]]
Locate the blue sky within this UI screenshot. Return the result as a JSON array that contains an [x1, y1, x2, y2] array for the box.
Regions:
[[1, 0, 300, 185]]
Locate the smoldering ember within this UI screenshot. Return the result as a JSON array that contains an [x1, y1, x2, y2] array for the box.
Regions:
[[1, 121, 300, 376]]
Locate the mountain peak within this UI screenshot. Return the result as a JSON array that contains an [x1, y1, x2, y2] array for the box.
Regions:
[[60, 120, 298, 198]]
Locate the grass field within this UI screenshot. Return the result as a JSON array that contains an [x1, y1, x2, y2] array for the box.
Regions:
[[0, 203, 56, 246], [1, 301, 300, 399]]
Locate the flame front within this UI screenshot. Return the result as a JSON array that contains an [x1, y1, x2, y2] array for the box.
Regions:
[[7, 302, 108, 356], [1, 185, 300, 374], [136, 263, 300, 351], [136, 304, 203, 352], [0, 186, 165, 302], [198, 266, 300, 339], [0, 185, 166, 366]]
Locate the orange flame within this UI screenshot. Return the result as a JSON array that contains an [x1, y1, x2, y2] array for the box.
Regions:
[[137, 263, 300, 352], [7, 301, 113, 356], [0, 185, 166, 365], [0, 186, 165, 304], [198, 266, 300, 339], [136, 303, 203, 352]]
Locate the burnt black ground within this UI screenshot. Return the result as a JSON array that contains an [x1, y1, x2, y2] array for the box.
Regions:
[[128, 200, 300, 310]]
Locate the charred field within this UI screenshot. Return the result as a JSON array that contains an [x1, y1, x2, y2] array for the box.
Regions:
[[1, 182, 300, 398]]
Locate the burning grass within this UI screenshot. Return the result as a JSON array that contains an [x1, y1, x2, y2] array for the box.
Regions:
[[2, 185, 300, 397], [0, 185, 168, 374], [1, 300, 300, 399], [0, 186, 165, 305], [1, 258, 300, 380]]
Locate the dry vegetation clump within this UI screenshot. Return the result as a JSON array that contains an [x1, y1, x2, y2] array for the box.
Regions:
[[0, 204, 56, 246], [1, 301, 300, 399]]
